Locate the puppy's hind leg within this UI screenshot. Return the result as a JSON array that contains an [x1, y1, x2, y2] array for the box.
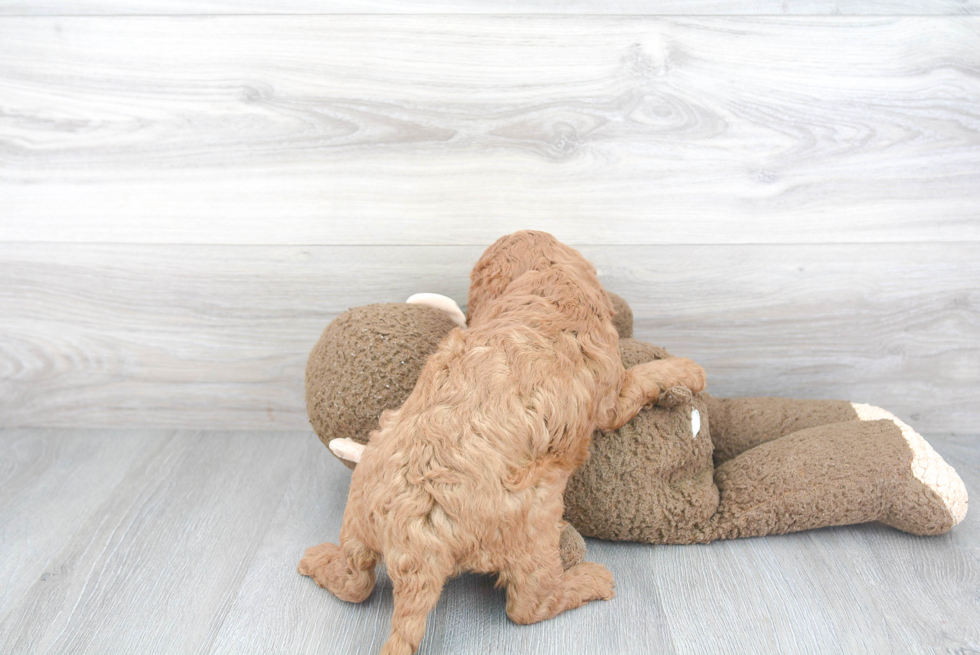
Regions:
[[380, 552, 450, 655], [502, 554, 614, 625], [298, 526, 378, 603], [499, 521, 614, 626]]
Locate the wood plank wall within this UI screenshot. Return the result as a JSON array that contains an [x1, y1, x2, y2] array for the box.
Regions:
[[1, 3, 978, 434]]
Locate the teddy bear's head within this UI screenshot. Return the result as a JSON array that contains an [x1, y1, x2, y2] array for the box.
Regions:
[[307, 292, 633, 465], [305, 302, 458, 469]]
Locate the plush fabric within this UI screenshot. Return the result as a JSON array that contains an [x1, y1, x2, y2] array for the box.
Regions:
[[305, 277, 967, 546], [305, 303, 457, 469]]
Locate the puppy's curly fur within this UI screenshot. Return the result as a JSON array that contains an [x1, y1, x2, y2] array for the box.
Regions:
[[299, 231, 706, 655]]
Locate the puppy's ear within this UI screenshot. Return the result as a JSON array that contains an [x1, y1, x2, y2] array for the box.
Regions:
[[328, 438, 366, 464]]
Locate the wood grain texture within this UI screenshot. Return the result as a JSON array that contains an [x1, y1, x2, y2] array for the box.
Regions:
[[1, 429, 977, 654], [1, 16, 978, 245], [0, 429, 302, 654], [0, 243, 976, 434], [1, 0, 978, 15], [0, 428, 171, 615]]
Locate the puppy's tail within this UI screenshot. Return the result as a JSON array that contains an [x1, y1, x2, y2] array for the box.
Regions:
[[380, 549, 450, 655]]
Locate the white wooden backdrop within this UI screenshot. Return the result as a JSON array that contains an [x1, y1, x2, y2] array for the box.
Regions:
[[1, 3, 978, 434]]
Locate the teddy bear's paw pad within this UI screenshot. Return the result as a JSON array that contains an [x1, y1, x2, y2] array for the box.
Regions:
[[852, 402, 968, 527], [406, 293, 467, 328], [329, 438, 366, 464]]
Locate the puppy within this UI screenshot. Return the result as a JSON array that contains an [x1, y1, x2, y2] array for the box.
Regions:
[[299, 231, 706, 655]]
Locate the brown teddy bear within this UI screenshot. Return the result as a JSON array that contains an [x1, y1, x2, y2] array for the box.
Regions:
[[306, 292, 968, 557]]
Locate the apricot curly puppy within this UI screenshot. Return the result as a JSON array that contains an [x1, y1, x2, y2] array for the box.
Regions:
[[299, 231, 706, 655]]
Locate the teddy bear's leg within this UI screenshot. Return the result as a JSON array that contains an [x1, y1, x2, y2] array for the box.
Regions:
[[704, 395, 863, 464], [850, 403, 968, 533], [703, 416, 967, 541]]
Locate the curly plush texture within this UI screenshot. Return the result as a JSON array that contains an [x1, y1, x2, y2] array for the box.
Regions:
[[299, 231, 705, 655], [564, 339, 718, 543], [706, 396, 859, 464], [301, 235, 968, 655], [306, 295, 967, 549], [704, 414, 963, 540], [306, 303, 457, 469], [558, 523, 587, 569], [851, 403, 968, 529]]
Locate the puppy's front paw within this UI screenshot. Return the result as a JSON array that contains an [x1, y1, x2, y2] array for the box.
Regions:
[[657, 386, 693, 408], [669, 357, 706, 395]]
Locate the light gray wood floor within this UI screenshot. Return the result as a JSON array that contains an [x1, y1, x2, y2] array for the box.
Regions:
[[1, 428, 976, 655]]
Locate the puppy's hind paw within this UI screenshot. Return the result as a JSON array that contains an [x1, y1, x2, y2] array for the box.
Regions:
[[298, 542, 341, 578], [298, 541, 377, 603], [566, 561, 616, 602]]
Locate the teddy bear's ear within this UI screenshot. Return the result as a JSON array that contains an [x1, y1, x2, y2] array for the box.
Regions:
[[406, 293, 467, 328]]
